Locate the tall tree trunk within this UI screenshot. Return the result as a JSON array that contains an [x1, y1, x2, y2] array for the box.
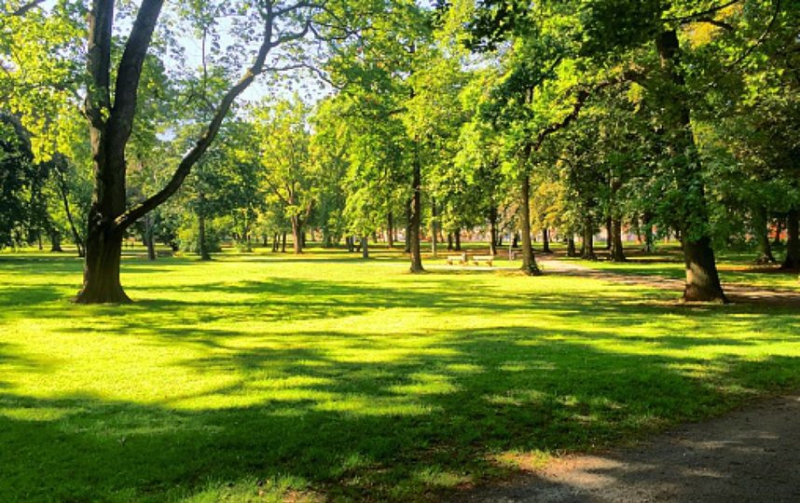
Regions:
[[512, 233, 519, 248], [542, 228, 551, 254], [489, 207, 498, 255], [409, 141, 424, 273], [291, 216, 303, 254], [361, 236, 369, 259], [454, 228, 461, 251], [582, 217, 596, 260], [198, 213, 211, 261], [754, 206, 776, 264], [781, 208, 799, 269], [387, 211, 394, 248], [657, 29, 726, 302], [519, 174, 541, 275], [430, 198, 438, 258], [404, 199, 412, 254], [611, 217, 625, 262], [567, 235, 577, 257], [605, 216, 613, 250], [642, 212, 654, 253], [144, 215, 156, 261], [281, 232, 287, 253], [50, 230, 63, 252], [773, 217, 784, 247]]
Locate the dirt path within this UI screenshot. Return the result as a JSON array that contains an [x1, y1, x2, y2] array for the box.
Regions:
[[538, 258, 800, 307], [457, 395, 800, 503]]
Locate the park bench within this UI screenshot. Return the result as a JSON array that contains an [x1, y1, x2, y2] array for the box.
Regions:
[[472, 255, 494, 267], [446, 253, 467, 265]]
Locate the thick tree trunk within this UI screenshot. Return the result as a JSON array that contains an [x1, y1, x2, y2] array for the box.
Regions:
[[781, 208, 799, 269], [198, 213, 211, 261], [754, 206, 776, 264], [542, 228, 552, 254], [773, 218, 784, 247], [144, 214, 156, 261], [519, 174, 541, 275], [512, 233, 519, 248], [567, 235, 577, 257], [447, 233, 453, 251], [361, 236, 369, 259], [290, 216, 303, 254], [611, 217, 625, 262], [409, 144, 424, 273], [50, 231, 63, 252], [605, 216, 613, 250], [75, 226, 129, 303], [657, 29, 726, 302], [581, 217, 596, 260], [454, 228, 461, 251], [682, 235, 727, 302], [281, 232, 287, 253]]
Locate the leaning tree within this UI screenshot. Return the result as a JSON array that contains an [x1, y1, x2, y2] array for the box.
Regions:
[[8, 0, 360, 302]]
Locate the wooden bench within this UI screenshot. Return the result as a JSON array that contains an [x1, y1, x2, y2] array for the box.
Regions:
[[472, 255, 494, 267], [446, 253, 467, 265]]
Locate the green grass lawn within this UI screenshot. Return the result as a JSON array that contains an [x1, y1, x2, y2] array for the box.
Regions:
[[1, 246, 800, 502]]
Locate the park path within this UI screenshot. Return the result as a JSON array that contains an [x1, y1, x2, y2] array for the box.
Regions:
[[456, 394, 800, 503], [538, 258, 800, 307]]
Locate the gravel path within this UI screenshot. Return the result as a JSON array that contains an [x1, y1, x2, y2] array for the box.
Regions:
[[458, 395, 800, 503]]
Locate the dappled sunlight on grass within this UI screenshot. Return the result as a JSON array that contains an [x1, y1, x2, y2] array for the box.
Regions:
[[1, 249, 800, 501]]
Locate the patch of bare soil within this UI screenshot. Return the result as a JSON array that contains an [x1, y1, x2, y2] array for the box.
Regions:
[[456, 395, 800, 503]]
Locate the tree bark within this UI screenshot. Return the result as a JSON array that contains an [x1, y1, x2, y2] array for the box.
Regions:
[[754, 206, 776, 264], [656, 29, 726, 302], [611, 217, 625, 262], [581, 218, 596, 260], [409, 140, 424, 273], [489, 207, 498, 255], [144, 214, 156, 261], [605, 215, 613, 250], [519, 174, 541, 275], [387, 211, 394, 248], [542, 228, 551, 254], [290, 216, 303, 254], [50, 231, 63, 252], [567, 235, 577, 257], [361, 236, 369, 259], [430, 198, 438, 258], [454, 228, 461, 251], [198, 213, 211, 261], [781, 208, 799, 269], [281, 232, 287, 253]]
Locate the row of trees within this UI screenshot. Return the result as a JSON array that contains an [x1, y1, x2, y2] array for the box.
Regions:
[[1, 0, 798, 303]]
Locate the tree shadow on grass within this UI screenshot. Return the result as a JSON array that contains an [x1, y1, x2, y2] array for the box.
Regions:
[[2, 318, 800, 502]]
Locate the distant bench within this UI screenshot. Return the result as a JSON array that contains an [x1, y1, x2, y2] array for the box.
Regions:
[[471, 255, 494, 267], [446, 253, 467, 265]]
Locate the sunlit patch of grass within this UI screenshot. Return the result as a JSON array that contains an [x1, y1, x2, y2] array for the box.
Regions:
[[0, 247, 799, 501]]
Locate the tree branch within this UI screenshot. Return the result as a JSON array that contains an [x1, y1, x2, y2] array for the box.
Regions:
[[107, 0, 165, 155], [114, 10, 278, 230], [9, 0, 45, 16]]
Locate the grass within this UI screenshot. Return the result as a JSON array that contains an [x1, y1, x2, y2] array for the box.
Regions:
[[1, 244, 800, 502]]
